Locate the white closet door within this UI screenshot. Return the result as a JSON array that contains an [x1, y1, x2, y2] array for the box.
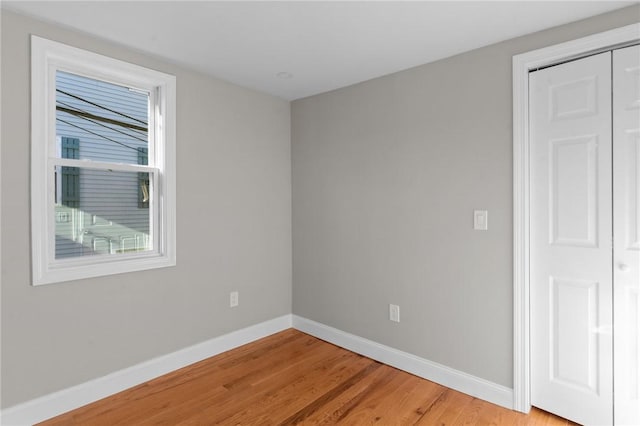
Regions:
[[530, 51, 613, 426], [613, 44, 640, 426]]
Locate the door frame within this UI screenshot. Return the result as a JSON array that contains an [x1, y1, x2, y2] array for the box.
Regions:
[[512, 23, 640, 414]]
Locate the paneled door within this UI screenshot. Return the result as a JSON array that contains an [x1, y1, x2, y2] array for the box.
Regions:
[[613, 45, 640, 426], [530, 45, 640, 426], [530, 51, 613, 425]]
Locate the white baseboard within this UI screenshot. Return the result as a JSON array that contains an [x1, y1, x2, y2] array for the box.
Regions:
[[0, 314, 292, 426], [1, 314, 513, 425], [292, 315, 514, 410]]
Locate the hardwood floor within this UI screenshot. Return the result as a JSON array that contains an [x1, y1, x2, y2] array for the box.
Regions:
[[39, 329, 577, 425]]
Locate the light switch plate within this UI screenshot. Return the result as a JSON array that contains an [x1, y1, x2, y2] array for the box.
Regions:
[[389, 304, 400, 322], [474, 210, 488, 230]]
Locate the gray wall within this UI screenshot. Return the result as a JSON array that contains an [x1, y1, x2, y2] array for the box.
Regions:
[[1, 10, 292, 408], [291, 5, 639, 388]]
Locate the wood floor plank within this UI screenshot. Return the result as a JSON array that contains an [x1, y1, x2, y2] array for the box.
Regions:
[[334, 366, 412, 425], [274, 360, 382, 425], [342, 373, 442, 425], [395, 382, 445, 422], [455, 397, 488, 425], [158, 343, 351, 424], [410, 387, 452, 425], [222, 352, 375, 425], [391, 380, 448, 425], [38, 329, 578, 426], [425, 387, 475, 425], [305, 364, 402, 425], [175, 345, 368, 424], [301, 361, 398, 424], [474, 400, 520, 426]]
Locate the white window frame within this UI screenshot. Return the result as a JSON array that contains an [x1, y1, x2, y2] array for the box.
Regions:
[[31, 35, 176, 285]]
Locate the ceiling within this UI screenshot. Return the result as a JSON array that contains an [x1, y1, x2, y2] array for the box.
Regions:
[[3, 1, 636, 100]]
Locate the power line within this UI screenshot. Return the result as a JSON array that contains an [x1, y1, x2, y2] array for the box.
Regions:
[[57, 88, 148, 127], [57, 101, 148, 143], [57, 118, 142, 153], [56, 104, 148, 133]]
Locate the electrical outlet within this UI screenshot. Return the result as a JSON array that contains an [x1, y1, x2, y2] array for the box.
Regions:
[[230, 291, 239, 308], [389, 304, 400, 322]]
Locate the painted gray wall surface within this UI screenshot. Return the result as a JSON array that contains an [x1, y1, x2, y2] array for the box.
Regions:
[[1, 10, 292, 408], [291, 5, 640, 388]]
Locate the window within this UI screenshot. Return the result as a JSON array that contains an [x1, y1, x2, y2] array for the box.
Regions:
[[31, 36, 176, 285]]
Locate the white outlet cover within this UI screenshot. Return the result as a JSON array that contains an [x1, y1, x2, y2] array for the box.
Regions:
[[230, 291, 239, 307], [473, 210, 488, 230]]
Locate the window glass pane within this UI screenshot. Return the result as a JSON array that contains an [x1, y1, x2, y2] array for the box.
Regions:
[[55, 168, 152, 259], [56, 71, 149, 164]]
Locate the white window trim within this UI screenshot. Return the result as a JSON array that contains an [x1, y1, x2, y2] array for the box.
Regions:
[[55, 135, 62, 205], [31, 35, 176, 285]]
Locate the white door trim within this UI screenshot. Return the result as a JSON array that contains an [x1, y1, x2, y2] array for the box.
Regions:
[[512, 23, 640, 414]]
